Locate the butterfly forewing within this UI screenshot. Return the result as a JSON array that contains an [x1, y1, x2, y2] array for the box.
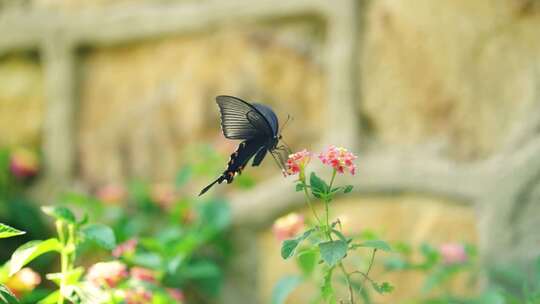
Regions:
[[217, 95, 274, 140]]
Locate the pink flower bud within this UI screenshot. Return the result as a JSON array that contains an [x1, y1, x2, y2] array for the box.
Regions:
[[130, 267, 157, 283], [151, 183, 177, 209], [9, 149, 39, 179], [125, 286, 153, 304], [96, 184, 126, 205], [272, 213, 305, 241], [439, 243, 468, 265], [112, 238, 138, 258], [86, 261, 128, 288], [167, 288, 185, 303], [6, 268, 41, 296]]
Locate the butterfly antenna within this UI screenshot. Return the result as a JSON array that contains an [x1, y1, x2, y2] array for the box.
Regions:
[[279, 114, 293, 134]]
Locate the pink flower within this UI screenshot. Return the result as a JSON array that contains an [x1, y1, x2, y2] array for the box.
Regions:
[[9, 148, 39, 179], [96, 184, 126, 205], [167, 288, 185, 303], [151, 183, 177, 209], [272, 213, 305, 241], [130, 267, 157, 283], [439, 243, 468, 265], [318, 146, 357, 175], [6, 268, 41, 296], [285, 149, 311, 176], [125, 286, 153, 304], [112, 238, 138, 258], [86, 261, 128, 288]]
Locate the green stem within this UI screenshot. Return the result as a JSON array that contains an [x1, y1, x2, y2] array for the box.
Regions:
[[339, 263, 355, 304], [350, 249, 378, 296], [67, 224, 76, 270], [325, 169, 337, 240], [302, 180, 322, 226], [56, 221, 66, 304]]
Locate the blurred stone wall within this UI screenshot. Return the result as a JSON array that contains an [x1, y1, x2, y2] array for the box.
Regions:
[[1, 0, 540, 303]]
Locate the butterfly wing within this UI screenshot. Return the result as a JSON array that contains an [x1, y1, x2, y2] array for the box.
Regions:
[[253, 103, 279, 137], [252, 147, 268, 166], [216, 95, 275, 140]]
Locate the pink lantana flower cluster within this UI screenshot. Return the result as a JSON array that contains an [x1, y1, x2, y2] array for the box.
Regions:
[[439, 243, 468, 265], [86, 261, 128, 288], [272, 213, 305, 241], [285, 146, 357, 177], [318, 145, 357, 175], [9, 148, 39, 179], [285, 149, 311, 176]]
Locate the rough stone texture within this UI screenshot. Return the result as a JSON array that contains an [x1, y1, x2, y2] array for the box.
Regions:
[[259, 195, 478, 303], [361, 0, 540, 160], [78, 24, 325, 185], [0, 55, 44, 147]]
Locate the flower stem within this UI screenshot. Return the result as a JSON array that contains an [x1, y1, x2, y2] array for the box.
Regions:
[[324, 169, 337, 239], [338, 262, 355, 304], [56, 221, 66, 304], [350, 249, 378, 296], [302, 180, 322, 225]]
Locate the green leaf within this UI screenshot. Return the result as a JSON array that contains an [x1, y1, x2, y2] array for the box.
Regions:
[[9, 239, 61, 276], [358, 240, 392, 252], [271, 275, 303, 304], [37, 291, 59, 304], [310, 172, 328, 198], [0, 223, 25, 239], [0, 283, 19, 304], [343, 185, 354, 193], [319, 240, 348, 267], [46, 267, 84, 286], [199, 200, 231, 232], [41, 206, 76, 224], [372, 281, 394, 294], [281, 239, 300, 260], [321, 267, 336, 303], [384, 257, 409, 271], [81, 224, 116, 250], [295, 183, 304, 192], [297, 249, 318, 277], [280, 229, 314, 260]]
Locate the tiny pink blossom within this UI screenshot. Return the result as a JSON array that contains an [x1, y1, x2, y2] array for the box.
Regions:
[[6, 268, 41, 297], [285, 149, 311, 176], [86, 261, 128, 288], [272, 213, 305, 241], [130, 266, 157, 283], [125, 286, 153, 304], [9, 149, 39, 179], [167, 288, 185, 303], [96, 184, 126, 205], [112, 238, 138, 258], [439, 243, 468, 265], [318, 146, 357, 175], [151, 183, 177, 209]]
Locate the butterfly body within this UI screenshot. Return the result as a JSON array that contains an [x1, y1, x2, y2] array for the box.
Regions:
[[199, 96, 287, 196]]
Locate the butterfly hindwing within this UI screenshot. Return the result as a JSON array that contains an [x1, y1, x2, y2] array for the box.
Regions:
[[217, 95, 275, 140], [252, 147, 268, 167]]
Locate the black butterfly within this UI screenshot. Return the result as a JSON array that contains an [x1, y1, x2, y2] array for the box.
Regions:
[[199, 95, 290, 196]]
